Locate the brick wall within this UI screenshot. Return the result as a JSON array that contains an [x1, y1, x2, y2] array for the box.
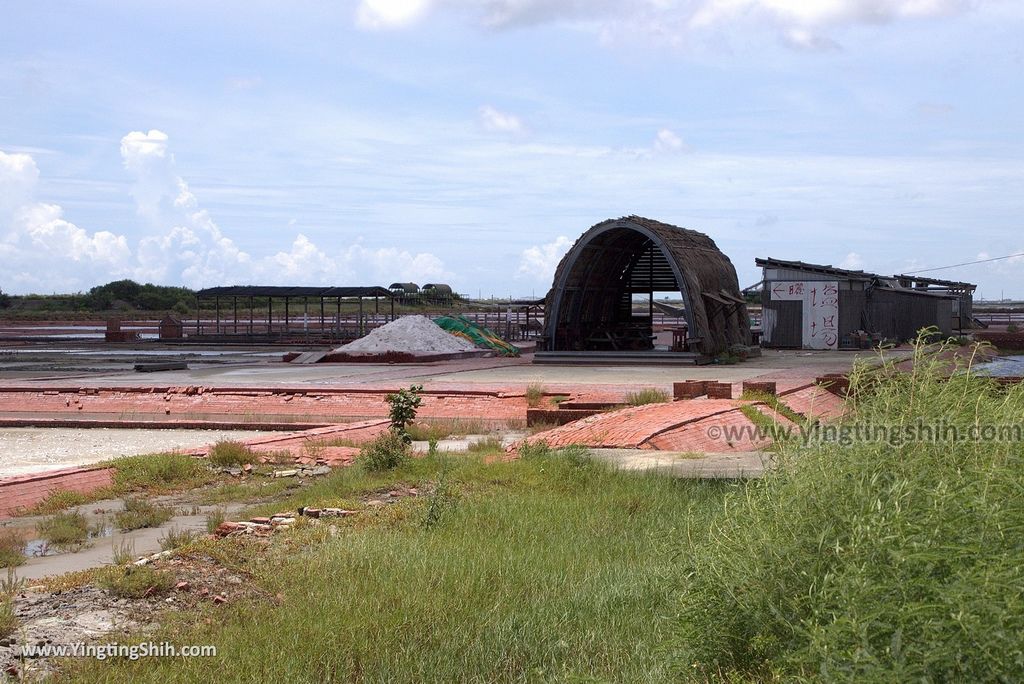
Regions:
[[0, 466, 114, 519]]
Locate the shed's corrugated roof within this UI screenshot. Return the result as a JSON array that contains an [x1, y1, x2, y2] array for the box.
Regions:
[[755, 257, 876, 281]]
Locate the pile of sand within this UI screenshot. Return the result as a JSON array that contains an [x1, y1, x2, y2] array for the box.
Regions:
[[337, 316, 478, 354]]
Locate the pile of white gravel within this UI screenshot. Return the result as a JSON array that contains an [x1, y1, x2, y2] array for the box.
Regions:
[[337, 315, 478, 354]]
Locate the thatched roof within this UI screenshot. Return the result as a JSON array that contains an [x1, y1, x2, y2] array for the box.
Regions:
[[422, 283, 453, 295], [544, 216, 750, 355], [388, 282, 420, 293]]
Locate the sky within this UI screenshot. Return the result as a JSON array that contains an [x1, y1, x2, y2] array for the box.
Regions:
[[1, 0, 1023, 299]]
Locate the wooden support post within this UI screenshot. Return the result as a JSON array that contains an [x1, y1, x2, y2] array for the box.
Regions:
[[284, 297, 290, 335], [215, 296, 220, 335], [249, 296, 254, 336], [267, 297, 272, 333], [359, 297, 364, 336], [233, 297, 238, 334]]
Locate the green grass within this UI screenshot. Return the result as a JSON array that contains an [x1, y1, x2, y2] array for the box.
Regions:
[[357, 431, 410, 472], [675, 337, 1024, 681], [66, 449, 732, 683], [26, 489, 93, 515], [0, 530, 26, 568], [0, 598, 16, 639], [465, 436, 503, 454], [108, 452, 215, 493], [625, 387, 671, 406], [404, 418, 488, 442], [55, 337, 1024, 682], [97, 565, 174, 599], [159, 527, 200, 551], [197, 478, 297, 505], [114, 498, 174, 531], [740, 389, 809, 426], [205, 508, 227, 533], [524, 382, 546, 408], [36, 511, 90, 550], [207, 441, 257, 468], [738, 404, 793, 444]]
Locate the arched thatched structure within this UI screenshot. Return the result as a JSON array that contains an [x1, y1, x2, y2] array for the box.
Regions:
[[388, 282, 420, 294], [422, 283, 453, 295], [543, 216, 750, 356]]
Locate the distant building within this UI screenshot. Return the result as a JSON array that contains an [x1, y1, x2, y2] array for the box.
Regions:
[[755, 258, 975, 349]]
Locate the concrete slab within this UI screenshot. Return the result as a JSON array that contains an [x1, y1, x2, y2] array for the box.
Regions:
[[590, 449, 773, 478]]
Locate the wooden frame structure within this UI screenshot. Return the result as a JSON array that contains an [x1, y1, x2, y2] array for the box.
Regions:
[[542, 216, 750, 356], [192, 286, 395, 343]]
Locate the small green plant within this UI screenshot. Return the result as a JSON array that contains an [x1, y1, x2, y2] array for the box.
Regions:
[[114, 498, 174, 531], [0, 598, 16, 640], [206, 508, 227, 533], [386, 384, 423, 442], [525, 382, 546, 408], [1008, 322, 1019, 333], [422, 470, 457, 530], [427, 438, 439, 457], [624, 388, 670, 406], [27, 489, 91, 515], [358, 431, 410, 472], [111, 539, 136, 566], [518, 440, 551, 459], [466, 436, 503, 454], [207, 441, 256, 468], [0, 530, 26, 568], [159, 527, 199, 551], [1, 567, 24, 598], [37, 511, 90, 550], [405, 417, 487, 442], [98, 565, 174, 599]]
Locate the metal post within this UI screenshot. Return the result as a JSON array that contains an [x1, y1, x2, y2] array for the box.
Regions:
[[284, 297, 290, 336], [249, 296, 254, 336], [233, 297, 238, 334], [195, 294, 200, 336], [336, 297, 341, 339], [267, 297, 272, 334], [215, 296, 220, 335], [359, 296, 364, 336]]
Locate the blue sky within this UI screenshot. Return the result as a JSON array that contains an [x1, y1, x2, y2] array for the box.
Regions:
[[2, 0, 1022, 298]]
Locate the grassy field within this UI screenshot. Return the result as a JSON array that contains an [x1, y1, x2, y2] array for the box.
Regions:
[[49, 339, 1024, 682], [63, 450, 734, 682]]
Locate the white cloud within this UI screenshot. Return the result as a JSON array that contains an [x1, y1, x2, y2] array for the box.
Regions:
[[517, 235, 573, 281], [355, 0, 975, 49], [839, 251, 864, 269], [0, 136, 453, 293], [478, 105, 525, 134], [654, 128, 686, 152], [0, 151, 134, 291], [356, 0, 432, 29]]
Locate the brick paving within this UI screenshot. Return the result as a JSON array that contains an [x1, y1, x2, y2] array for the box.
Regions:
[[0, 385, 527, 424]]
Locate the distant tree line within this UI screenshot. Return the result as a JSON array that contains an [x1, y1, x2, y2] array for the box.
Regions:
[[0, 280, 195, 314]]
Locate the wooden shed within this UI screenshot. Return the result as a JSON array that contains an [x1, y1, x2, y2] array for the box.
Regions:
[[541, 216, 750, 357], [756, 258, 968, 349]]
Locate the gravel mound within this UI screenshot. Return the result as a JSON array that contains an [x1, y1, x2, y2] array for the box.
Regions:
[[338, 316, 478, 354]]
